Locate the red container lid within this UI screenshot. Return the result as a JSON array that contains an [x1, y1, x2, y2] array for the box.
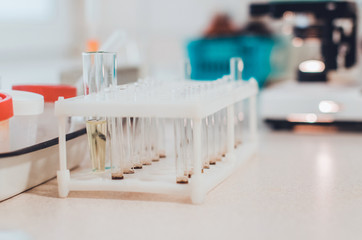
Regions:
[[0, 92, 14, 121], [12, 85, 77, 103]]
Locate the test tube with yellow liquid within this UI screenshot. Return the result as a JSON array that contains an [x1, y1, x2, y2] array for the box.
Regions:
[[83, 51, 117, 174]]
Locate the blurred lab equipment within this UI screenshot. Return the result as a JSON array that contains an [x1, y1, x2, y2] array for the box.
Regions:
[[186, 12, 279, 87], [257, 1, 362, 129], [251, 1, 356, 82]]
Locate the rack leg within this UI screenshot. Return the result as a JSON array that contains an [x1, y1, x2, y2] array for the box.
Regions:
[[57, 170, 70, 198], [191, 118, 204, 204], [249, 95, 258, 142], [57, 115, 70, 198], [226, 104, 235, 162]]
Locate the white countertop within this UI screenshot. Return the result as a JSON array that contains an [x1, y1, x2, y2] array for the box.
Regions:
[[1, 126, 362, 240]]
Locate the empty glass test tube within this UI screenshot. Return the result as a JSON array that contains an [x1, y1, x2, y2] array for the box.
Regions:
[[121, 117, 135, 174], [150, 118, 160, 162], [174, 119, 188, 184], [230, 57, 244, 147], [185, 119, 194, 177], [219, 109, 228, 158], [132, 117, 143, 169], [207, 114, 216, 165], [141, 118, 152, 165], [157, 118, 167, 158], [202, 118, 210, 170], [234, 101, 243, 146]]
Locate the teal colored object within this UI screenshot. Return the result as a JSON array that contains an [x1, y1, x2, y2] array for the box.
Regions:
[[187, 35, 275, 88]]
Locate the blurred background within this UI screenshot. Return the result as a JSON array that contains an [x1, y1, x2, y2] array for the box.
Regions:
[[2, 0, 362, 131], [1, 0, 362, 82], [0, 0, 252, 86]]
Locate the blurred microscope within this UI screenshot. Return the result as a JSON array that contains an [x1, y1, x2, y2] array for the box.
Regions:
[[257, 1, 362, 130]]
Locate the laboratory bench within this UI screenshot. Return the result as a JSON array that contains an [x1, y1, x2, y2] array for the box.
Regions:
[[1, 125, 362, 240]]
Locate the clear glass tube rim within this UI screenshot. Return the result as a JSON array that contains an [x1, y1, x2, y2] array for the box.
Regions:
[[82, 51, 117, 56]]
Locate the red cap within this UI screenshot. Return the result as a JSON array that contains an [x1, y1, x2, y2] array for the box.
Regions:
[[12, 85, 77, 103], [0, 92, 13, 121]]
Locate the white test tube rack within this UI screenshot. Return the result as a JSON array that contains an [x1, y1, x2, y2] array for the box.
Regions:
[[55, 78, 258, 204]]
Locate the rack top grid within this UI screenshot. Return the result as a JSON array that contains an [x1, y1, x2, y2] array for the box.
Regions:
[[55, 79, 258, 119]]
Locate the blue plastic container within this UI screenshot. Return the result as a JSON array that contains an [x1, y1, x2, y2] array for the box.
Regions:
[[187, 35, 276, 88]]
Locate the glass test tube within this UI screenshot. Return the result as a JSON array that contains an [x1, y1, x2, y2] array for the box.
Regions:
[[157, 118, 167, 158], [230, 57, 244, 147], [216, 113, 222, 160], [110, 117, 123, 179], [132, 117, 143, 169], [83, 52, 106, 172], [235, 101, 243, 146], [140, 118, 152, 165], [102, 52, 118, 172], [207, 115, 216, 165], [128, 85, 143, 169], [82, 51, 117, 174], [174, 119, 188, 184], [230, 57, 243, 81], [223, 109, 228, 155], [185, 119, 194, 177], [151, 118, 160, 162], [202, 118, 210, 170], [122, 117, 135, 174]]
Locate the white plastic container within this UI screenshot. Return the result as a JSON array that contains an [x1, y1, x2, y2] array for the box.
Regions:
[[0, 93, 13, 153], [0, 129, 87, 201], [3, 90, 44, 150], [12, 85, 77, 142], [0, 87, 85, 201]]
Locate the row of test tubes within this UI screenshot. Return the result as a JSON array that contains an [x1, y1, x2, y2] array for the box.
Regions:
[[174, 101, 245, 182], [174, 110, 230, 184], [174, 104, 244, 184], [86, 116, 167, 180], [107, 117, 167, 179], [83, 52, 168, 180], [83, 51, 246, 183], [173, 57, 245, 183]]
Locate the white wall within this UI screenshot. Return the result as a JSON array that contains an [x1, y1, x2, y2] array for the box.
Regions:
[[90, 0, 253, 77], [0, 0, 254, 79], [0, 0, 83, 61]]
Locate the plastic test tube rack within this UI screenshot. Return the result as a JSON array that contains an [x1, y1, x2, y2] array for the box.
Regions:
[[55, 78, 258, 204]]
